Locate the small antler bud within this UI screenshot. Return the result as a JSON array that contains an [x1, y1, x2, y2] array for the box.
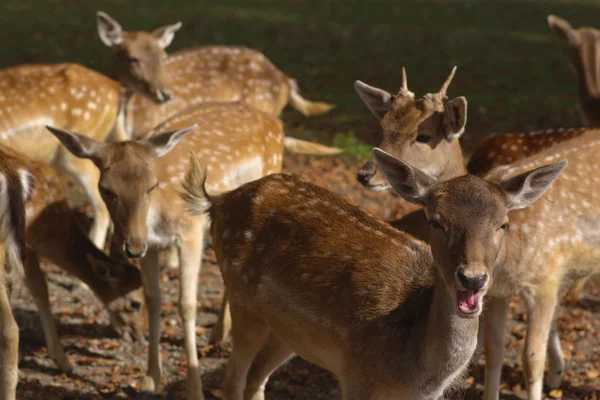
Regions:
[[398, 67, 415, 98]]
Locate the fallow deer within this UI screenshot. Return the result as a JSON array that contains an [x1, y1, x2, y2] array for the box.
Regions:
[[181, 147, 565, 400], [0, 11, 181, 250], [548, 15, 600, 127], [125, 48, 335, 135], [354, 68, 600, 400], [46, 100, 339, 400], [0, 145, 142, 400]]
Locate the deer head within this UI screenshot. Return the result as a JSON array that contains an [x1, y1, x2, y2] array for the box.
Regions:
[[548, 15, 600, 126], [373, 149, 567, 317], [46, 125, 195, 259], [356, 67, 467, 190], [97, 11, 182, 104]]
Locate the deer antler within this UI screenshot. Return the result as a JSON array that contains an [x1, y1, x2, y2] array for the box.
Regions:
[[398, 67, 415, 98], [438, 66, 457, 99]]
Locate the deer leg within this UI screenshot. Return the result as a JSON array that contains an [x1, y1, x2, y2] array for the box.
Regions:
[[163, 246, 179, 269], [244, 334, 294, 400], [22, 247, 72, 372], [522, 283, 560, 400], [178, 222, 206, 400], [56, 154, 110, 250], [545, 321, 565, 389], [224, 304, 269, 400], [0, 275, 18, 400], [209, 291, 231, 344], [482, 297, 508, 400], [139, 247, 163, 396]]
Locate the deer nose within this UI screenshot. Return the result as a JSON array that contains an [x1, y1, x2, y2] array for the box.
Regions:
[[456, 271, 488, 291], [357, 168, 376, 186], [156, 89, 172, 104], [123, 242, 148, 259]]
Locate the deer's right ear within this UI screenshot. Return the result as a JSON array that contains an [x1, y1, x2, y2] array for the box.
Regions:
[[373, 148, 436, 205], [354, 81, 393, 120], [87, 254, 121, 288], [46, 126, 105, 165], [97, 11, 123, 47], [548, 15, 579, 45], [143, 125, 196, 158], [500, 160, 568, 211]]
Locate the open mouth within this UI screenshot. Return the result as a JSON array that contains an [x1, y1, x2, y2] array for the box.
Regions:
[[457, 289, 483, 316], [364, 182, 390, 192]]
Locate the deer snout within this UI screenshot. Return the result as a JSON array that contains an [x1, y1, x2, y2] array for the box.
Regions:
[[123, 241, 148, 259], [155, 89, 172, 104], [357, 162, 378, 186], [455, 269, 488, 291]]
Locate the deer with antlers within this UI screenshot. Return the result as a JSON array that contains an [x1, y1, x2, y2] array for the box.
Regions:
[[0, 145, 142, 400], [181, 143, 565, 400], [354, 68, 600, 400], [45, 98, 340, 400], [0, 11, 183, 251]]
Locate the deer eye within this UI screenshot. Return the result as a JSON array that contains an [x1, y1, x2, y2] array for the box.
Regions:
[[131, 300, 142, 311], [127, 56, 140, 64], [99, 186, 116, 200], [428, 220, 444, 231], [500, 223, 509, 231], [416, 135, 431, 144]]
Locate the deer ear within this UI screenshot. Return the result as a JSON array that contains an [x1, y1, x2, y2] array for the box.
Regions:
[[372, 148, 436, 205], [354, 81, 393, 119], [87, 254, 121, 288], [500, 160, 568, 211], [152, 21, 182, 49], [143, 125, 196, 158], [46, 126, 106, 166], [97, 11, 123, 47], [443, 97, 467, 141], [548, 15, 579, 45]]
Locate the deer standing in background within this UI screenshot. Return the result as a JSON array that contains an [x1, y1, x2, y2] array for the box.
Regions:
[[548, 15, 600, 127], [354, 68, 600, 400], [182, 147, 565, 400], [0, 146, 142, 400], [46, 99, 339, 400], [0, 11, 181, 250]]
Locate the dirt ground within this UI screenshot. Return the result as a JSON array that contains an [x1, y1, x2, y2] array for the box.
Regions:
[[12, 153, 600, 400]]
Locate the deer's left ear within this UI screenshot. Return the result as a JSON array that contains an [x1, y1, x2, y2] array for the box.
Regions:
[[142, 125, 196, 158], [153, 22, 183, 49]]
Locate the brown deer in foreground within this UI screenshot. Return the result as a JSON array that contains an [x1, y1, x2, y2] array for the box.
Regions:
[[182, 147, 565, 400], [0, 11, 181, 250], [46, 100, 339, 400], [0, 145, 142, 400], [354, 68, 600, 400], [548, 15, 600, 127]]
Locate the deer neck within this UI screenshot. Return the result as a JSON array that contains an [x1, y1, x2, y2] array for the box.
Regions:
[[112, 88, 133, 141], [438, 141, 468, 181]]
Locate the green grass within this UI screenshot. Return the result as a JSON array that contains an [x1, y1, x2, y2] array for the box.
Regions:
[[1, 0, 599, 155]]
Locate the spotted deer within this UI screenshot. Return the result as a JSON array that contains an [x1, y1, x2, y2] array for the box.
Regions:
[[181, 145, 565, 400], [354, 68, 600, 400], [126, 48, 335, 136], [0, 11, 181, 250], [46, 100, 340, 400], [548, 15, 600, 127], [0, 145, 142, 400]]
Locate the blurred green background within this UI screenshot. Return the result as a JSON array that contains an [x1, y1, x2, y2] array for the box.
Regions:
[[1, 0, 599, 157]]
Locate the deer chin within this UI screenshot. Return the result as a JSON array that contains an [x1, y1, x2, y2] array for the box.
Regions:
[[364, 182, 391, 192], [456, 289, 484, 319]]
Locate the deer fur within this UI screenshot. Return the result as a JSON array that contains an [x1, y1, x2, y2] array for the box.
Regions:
[[354, 68, 600, 400], [181, 147, 565, 400], [0, 145, 142, 400]]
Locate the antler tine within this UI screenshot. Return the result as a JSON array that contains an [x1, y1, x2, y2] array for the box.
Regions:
[[439, 66, 457, 96], [398, 67, 414, 98]]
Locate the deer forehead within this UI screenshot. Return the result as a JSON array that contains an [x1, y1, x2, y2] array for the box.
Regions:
[[120, 32, 166, 59]]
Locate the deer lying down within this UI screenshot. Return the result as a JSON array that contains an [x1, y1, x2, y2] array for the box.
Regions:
[[182, 148, 565, 400], [0, 146, 142, 400]]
